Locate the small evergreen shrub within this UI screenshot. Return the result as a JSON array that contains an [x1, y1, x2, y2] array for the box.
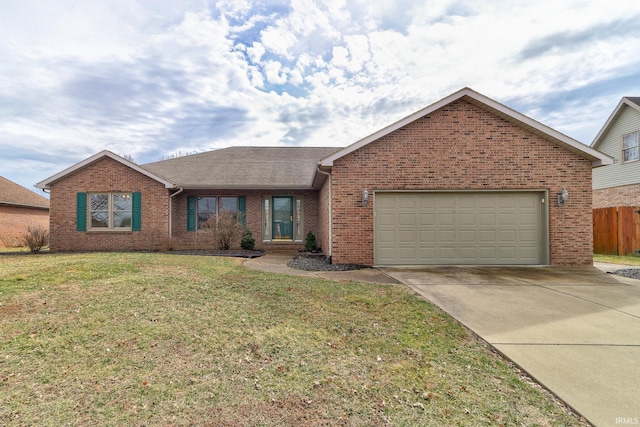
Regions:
[[240, 229, 256, 250], [304, 231, 319, 252]]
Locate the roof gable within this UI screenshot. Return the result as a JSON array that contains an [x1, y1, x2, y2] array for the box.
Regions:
[[0, 176, 50, 209], [320, 87, 612, 168], [36, 150, 176, 190], [591, 97, 640, 149]]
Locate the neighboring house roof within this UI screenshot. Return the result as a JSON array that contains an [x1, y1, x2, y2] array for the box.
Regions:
[[36, 150, 176, 190], [320, 87, 613, 168], [591, 96, 640, 148], [0, 175, 50, 209], [142, 146, 341, 190]]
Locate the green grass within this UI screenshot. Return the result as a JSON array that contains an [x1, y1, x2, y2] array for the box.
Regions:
[[0, 253, 587, 426], [594, 254, 640, 266]]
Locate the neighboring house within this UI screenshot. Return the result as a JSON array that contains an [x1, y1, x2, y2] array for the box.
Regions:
[[590, 96, 640, 255], [591, 97, 640, 207], [0, 176, 50, 248], [36, 88, 611, 266]]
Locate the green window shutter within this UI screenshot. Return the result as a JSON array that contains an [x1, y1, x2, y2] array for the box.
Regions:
[[76, 192, 87, 232], [132, 192, 142, 231], [187, 196, 196, 231], [238, 196, 246, 226]]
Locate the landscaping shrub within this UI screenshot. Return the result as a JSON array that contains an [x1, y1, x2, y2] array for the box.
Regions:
[[240, 228, 255, 250], [21, 224, 49, 253], [304, 231, 320, 252], [201, 211, 244, 250]]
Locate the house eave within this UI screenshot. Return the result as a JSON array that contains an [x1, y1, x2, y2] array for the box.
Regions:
[[36, 150, 176, 190], [320, 87, 613, 168], [0, 201, 50, 210], [177, 184, 319, 191]]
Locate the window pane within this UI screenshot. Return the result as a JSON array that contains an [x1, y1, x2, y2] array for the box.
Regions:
[[623, 132, 638, 149], [113, 193, 132, 211], [114, 211, 132, 227], [264, 198, 270, 239], [625, 146, 640, 162], [91, 194, 109, 210], [197, 197, 216, 214], [91, 212, 109, 228], [219, 197, 238, 212], [197, 197, 216, 228]]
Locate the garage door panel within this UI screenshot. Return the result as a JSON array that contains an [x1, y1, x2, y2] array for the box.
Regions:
[[459, 213, 476, 226], [479, 213, 496, 225], [399, 197, 416, 209], [519, 213, 536, 225], [398, 213, 415, 225], [375, 192, 546, 265], [398, 230, 416, 243], [439, 230, 456, 243], [419, 213, 436, 225], [420, 230, 436, 243], [377, 212, 396, 226], [459, 230, 476, 242], [499, 213, 517, 225], [478, 230, 496, 242], [439, 213, 455, 225]]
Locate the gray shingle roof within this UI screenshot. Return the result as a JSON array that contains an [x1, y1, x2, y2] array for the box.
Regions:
[[142, 146, 341, 189], [626, 97, 640, 107], [0, 176, 50, 209]]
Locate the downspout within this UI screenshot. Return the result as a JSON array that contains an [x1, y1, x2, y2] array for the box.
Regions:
[[316, 166, 332, 262], [168, 187, 184, 240]]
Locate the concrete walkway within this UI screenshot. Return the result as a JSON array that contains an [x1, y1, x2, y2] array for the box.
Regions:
[[243, 250, 400, 285], [244, 253, 640, 426]]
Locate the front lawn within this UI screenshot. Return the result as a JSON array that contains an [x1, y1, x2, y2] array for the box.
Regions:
[[594, 254, 640, 266], [0, 253, 586, 426]]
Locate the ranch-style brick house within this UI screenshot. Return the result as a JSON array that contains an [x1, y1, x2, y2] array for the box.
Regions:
[[36, 88, 611, 266]]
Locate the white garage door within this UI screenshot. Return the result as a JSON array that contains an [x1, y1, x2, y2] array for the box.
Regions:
[[374, 192, 547, 265]]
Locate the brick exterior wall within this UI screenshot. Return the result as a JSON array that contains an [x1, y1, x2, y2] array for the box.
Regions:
[[170, 190, 321, 251], [593, 183, 640, 208], [0, 205, 49, 247], [329, 99, 594, 266], [318, 177, 331, 257], [48, 157, 170, 251], [48, 156, 323, 252]]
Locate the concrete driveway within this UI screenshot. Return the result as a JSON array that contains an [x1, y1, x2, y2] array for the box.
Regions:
[[381, 265, 640, 427]]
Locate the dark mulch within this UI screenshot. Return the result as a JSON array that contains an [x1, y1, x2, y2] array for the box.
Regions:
[[168, 249, 265, 258], [612, 268, 640, 280], [287, 253, 369, 271]]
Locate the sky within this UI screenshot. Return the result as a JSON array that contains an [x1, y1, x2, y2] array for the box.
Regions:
[[1, 0, 640, 194]]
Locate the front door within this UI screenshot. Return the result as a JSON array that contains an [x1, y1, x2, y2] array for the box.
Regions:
[[272, 196, 293, 240]]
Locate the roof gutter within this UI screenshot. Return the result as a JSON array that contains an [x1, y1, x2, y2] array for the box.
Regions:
[[316, 165, 332, 260], [168, 187, 184, 240]]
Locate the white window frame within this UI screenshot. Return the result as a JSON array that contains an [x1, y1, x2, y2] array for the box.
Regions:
[[623, 131, 639, 163], [88, 192, 132, 231]]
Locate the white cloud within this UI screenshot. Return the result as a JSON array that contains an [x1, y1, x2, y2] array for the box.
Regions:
[[1, 0, 640, 191]]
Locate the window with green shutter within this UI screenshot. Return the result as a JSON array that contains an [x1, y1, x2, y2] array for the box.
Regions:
[[188, 195, 246, 231], [81, 192, 140, 231]]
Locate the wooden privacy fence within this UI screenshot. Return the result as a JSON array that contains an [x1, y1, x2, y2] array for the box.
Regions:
[[593, 206, 640, 255]]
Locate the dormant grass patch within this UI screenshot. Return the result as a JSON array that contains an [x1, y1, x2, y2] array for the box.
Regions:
[[0, 253, 587, 426]]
